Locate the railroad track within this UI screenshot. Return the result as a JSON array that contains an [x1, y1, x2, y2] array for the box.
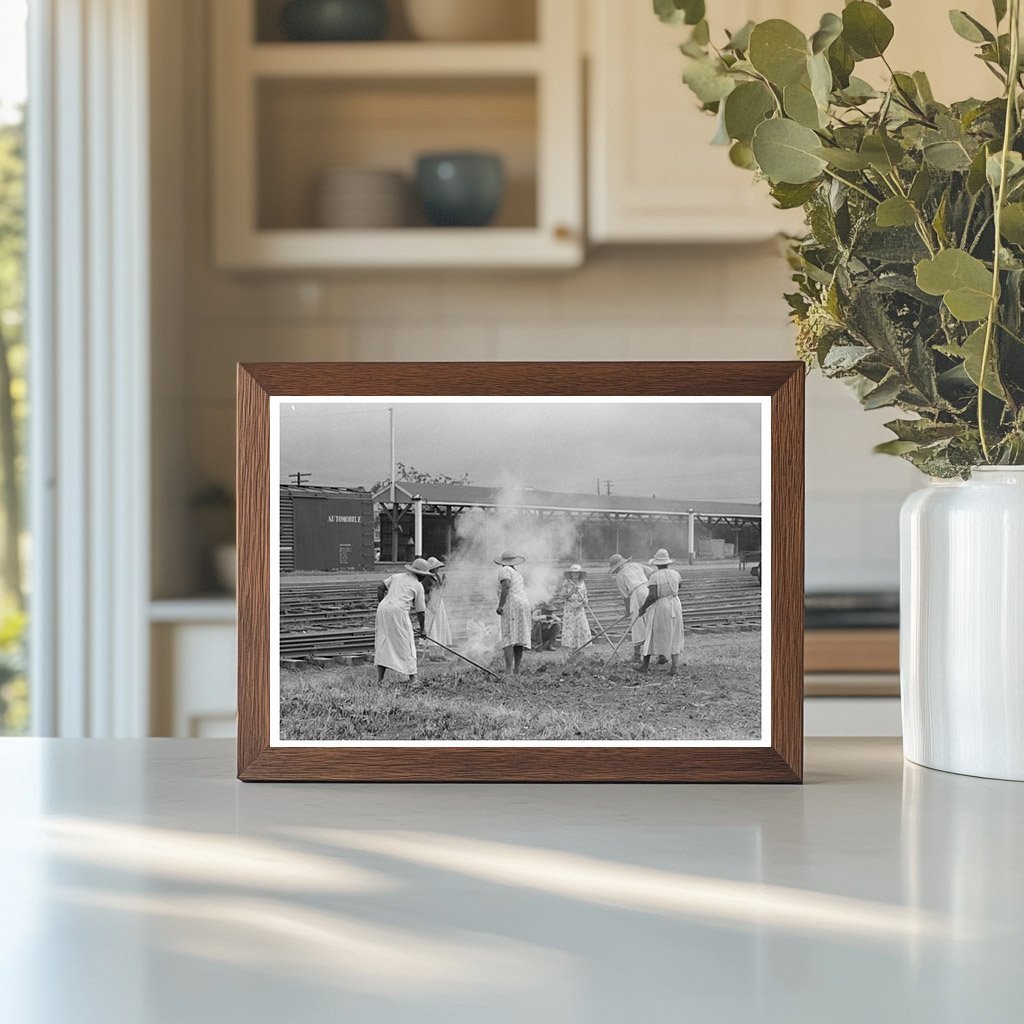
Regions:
[[279, 566, 762, 660]]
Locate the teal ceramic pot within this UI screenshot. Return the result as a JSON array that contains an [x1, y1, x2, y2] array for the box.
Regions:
[[281, 0, 388, 41], [415, 152, 505, 227]]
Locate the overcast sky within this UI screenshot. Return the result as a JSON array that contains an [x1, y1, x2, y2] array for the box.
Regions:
[[279, 400, 762, 502]]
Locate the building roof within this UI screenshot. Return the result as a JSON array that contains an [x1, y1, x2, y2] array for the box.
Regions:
[[371, 481, 760, 519]]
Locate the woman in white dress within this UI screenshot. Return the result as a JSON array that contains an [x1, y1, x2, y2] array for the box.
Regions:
[[494, 551, 531, 674], [636, 548, 684, 676], [424, 556, 453, 649], [608, 553, 653, 662], [559, 565, 592, 651], [374, 558, 430, 683]]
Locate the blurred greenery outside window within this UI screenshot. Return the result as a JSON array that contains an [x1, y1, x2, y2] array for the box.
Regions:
[[0, 0, 28, 734]]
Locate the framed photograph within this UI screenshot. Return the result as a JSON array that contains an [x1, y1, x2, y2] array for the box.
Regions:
[[237, 362, 803, 782]]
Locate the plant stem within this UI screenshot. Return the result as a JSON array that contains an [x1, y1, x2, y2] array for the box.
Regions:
[[822, 167, 881, 204], [884, 171, 939, 254], [979, 0, 1021, 462]]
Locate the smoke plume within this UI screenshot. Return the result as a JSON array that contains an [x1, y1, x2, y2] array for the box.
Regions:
[[434, 481, 579, 663]]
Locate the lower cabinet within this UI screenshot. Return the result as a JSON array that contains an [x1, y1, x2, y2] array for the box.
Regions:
[[150, 603, 237, 738]]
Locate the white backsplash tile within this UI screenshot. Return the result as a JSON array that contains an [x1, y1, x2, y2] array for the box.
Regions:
[[183, 249, 917, 591]]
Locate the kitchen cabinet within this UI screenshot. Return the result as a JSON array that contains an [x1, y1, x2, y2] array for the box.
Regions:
[[150, 601, 237, 737], [586, 0, 999, 244], [587, 0, 813, 243], [211, 0, 583, 269]]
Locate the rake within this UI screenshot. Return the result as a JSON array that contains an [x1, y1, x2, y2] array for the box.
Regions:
[[422, 635, 501, 678]]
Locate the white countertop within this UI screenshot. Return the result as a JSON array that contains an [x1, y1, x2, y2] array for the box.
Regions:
[[1, 738, 1020, 1023]]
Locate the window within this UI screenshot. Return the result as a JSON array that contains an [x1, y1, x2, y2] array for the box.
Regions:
[[0, 0, 27, 734]]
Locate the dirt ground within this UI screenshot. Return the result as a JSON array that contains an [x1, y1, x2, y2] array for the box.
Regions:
[[279, 631, 762, 742]]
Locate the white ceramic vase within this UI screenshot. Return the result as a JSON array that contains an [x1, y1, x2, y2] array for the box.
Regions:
[[900, 467, 1024, 780]]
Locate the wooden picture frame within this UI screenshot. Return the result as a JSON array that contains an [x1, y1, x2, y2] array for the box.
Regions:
[[237, 362, 804, 782]]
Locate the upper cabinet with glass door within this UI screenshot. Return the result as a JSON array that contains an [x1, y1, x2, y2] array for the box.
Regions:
[[212, 0, 583, 269], [586, 0, 999, 244]]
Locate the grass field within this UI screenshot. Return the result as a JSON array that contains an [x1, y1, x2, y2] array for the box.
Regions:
[[279, 631, 762, 742]]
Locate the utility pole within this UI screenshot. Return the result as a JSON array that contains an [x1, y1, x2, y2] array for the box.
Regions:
[[289, 472, 310, 487], [389, 406, 398, 563]]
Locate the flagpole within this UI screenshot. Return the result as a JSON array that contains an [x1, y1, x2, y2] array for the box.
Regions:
[[389, 406, 398, 562]]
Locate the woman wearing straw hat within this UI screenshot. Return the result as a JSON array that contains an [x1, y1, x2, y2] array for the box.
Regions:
[[374, 557, 432, 683], [558, 565, 592, 652], [495, 552, 532, 674], [635, 549, 684, 675], [423, 556, 453, 649], [608, 554, 654, 662]]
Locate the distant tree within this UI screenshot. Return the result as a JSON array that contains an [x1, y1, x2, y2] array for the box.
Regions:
[[371, 463, 472, 493], [0, 111, 25, 610]]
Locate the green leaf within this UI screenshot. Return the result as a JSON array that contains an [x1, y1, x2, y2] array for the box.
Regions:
[[884, 418, 964, 443], [807, 51, 833, 109], [837, 76, 879, 104], [860, 133, 904, 173], [913, 71, 935, 104], [751, 118, 828, 184], [948, 10, 994, 44], [729, 140, 757, 170], [938, 326, 1006, 398], [967, 144, 991, 193], [653, 0, 705, 26], [827, 35, 856, 88], [875, 439, 922, 455], [810, 12, 843, 54], [784, 80, 824, 129], [862, 374, 903, 409], [711, 110, 731, 145], [1000, 203, 1024, 245], [876, 197, 918, 228], [923, 140, 972, 171], [770, 180, 820, 209], [909, 164, 933, 205], [723, 81, 775, 144], [986, 150, 1024, 191], [682, 0, 705, 25], [842, 1, 895, 59], [682, 57, 736, 104], [932, 190, 950, 246], [915, 249, 994, 322], [814, 146, 872, 170], [724, 20, 755, 53], [748, 20, 809, 86], [892, 72, 923, 110]]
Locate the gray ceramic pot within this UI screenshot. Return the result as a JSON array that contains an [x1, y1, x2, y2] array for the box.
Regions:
[[281, 0, 388, 42], [415, 152, 505, 227]]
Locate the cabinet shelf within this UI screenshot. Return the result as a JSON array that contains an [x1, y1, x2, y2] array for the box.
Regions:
[[212, 0, 582, 269], [249, 42, 545, 78], [217, 226, 580, 270]]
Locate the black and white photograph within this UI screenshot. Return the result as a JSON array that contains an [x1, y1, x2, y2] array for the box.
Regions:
[[270, 396, 770, 746]]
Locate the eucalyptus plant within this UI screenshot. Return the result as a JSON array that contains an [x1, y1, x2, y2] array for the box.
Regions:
[[657, 0, 1024, 475]]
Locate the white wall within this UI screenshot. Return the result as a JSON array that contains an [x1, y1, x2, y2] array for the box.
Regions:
[[154, 0, 921, 599]]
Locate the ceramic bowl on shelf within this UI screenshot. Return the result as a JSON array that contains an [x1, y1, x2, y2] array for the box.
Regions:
[[415, 152, 504, 227], [280, 0, 389, 42], [315, 167, 408, 229], [403, 0, 534, 42]]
